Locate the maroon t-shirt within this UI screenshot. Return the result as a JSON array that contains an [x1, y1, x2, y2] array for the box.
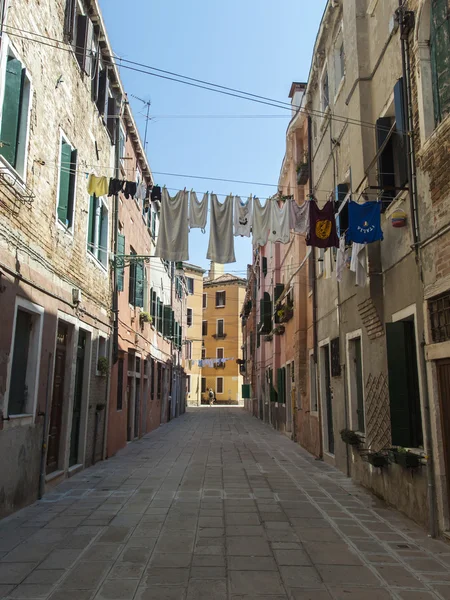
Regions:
[[306, 200, 339, 248]]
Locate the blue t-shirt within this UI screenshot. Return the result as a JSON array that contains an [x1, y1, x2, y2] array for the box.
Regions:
[[347, 200, 383, 244]]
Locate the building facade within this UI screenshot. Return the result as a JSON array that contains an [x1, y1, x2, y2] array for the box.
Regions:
[[202, 263, 246, 404], [184, 263, 206, 407]]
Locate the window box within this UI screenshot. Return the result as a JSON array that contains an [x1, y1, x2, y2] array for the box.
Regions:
[[273, 325, 285, 336], [214, 362, 226, 369], [389, 448, 421, 469], [212, 333, 227, 340], [367, 452, 388, 468], [340, 429, 361, 446], [264, 333, 273, 342]]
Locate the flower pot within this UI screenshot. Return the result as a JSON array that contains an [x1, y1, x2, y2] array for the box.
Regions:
[[367, 453, 388, 468], [394, 451, 420, 468], [340, 429, 361, 446]]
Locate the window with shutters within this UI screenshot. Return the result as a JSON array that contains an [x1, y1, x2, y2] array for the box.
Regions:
[[333, 27, 345, 96], [75, 14, 94, 76], [262, 256, 268, 277], [216, 319, 225, 338], [187, 375, 191, 393], [201, 377, 206, 393], [57, 135, 77, 229], [431, 0, 450, 126], [163, 305, 172, 338], [203, 293, 207, 309], [386, 320, 423, 448], [117, 231, 125, 292], [216, 377, 224, 394], [87, 195, 109, 268], [309, 352, 318, 412], [429, 291, 450, 342], [119, 125, 126, 170], [186, 277, 194, 295], [202, 320, 208, 336], [63, 0, 77, 43], [127, 251, 144, 308], [259, 292, 272, 334], [321, 65, 329, 112], [347, 333, 365, 433], [0, 48, 32, 178], [335, 183, 349, 235], [186, 341, 192, 360], [150, 289, 156, 320], [202, 346, 206, 360], [216, 291, 226, 307], [187, 308, 193, 327], [216, 347, 224, 359]]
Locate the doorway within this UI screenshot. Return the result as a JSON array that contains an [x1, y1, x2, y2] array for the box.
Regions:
[[286, 363, 292, 433], [69, 329, 86, 467], [321, 344, 334, 454], [436, 359, 450, 517], [127, 375, 133, 442], [47, 322, 68, 474]]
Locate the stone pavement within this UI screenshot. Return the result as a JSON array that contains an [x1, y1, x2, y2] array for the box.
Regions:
[[1, 408, 450, 600]]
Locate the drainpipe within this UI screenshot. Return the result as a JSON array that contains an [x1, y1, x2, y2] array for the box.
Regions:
[[398, 3, 437, 538], [308, 115, 322, 458], [112, 103, 121, 365]]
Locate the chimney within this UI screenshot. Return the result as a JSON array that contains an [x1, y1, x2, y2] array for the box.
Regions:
[[209, 261, 224, 280]]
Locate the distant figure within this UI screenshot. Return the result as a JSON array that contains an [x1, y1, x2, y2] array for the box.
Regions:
[[208, 388, 215, 406]]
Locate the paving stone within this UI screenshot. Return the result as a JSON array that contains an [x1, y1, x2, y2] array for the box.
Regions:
[[274, 549, 312, 566], [134, 586, 186, 600], [0, 562, 37, 584], [316, 565, 379, 586], [142, 568, 189, 586], [229, 570, 284, 595], [374, 565, 426, 588], [227, 538, 272, 556], [192, 555, 226, 567], [59, 561, 112, 590], [83, 544, 123, 562], [226, 526, 265, 537], [228, 556, 278, 571], [190, 566, 226, 578], [327, 587, 393, 599], [38, 549, 83, 570], [279, 566, 322, 588], [108, 564, 145, 579], [289, 591, 332, 600], [397, 593, 441, 599], [0, 584, 15, 598], [303, 542, 362, 566], [23, 570, 64, 585], [150, 554, 192, 568], [186, 578, 226, 600], [9, 583, 55, 598], [95, 579, 139, 600]]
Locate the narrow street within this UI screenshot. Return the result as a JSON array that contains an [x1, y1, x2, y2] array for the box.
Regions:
[[1, 409, 450, 600]]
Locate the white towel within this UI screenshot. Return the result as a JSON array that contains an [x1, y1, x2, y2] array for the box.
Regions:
[[189, 191, 208, 231], [252, 197, 271, 248], [268, 200, 290, 244], [336, 236, 346, 283], [136, 182, 147, 202], [290, 199, 309, 234], [234, 196, 253, 237], [155, 188, 189, 261], [350, 242, 367, 287], [207, 194, 236, 264]]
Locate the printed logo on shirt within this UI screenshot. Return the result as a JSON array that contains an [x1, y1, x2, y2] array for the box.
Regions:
[[239, 217, 248, 226], [357, 220, 376, 234], [316, 219, 332, 240]]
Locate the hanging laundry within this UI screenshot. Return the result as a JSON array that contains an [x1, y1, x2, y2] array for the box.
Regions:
[[350, 242, 367, 287], [289, 199, 310, 234], [108, 178, 124, 197], [144, 198, 150, 213], [307, 200, 339, 248], [268, 199, 290, 244], [347, 200, 383, 244], [151, 186, 162, 202], [123, 181, 137, 199], [252, 197, 271, 247], [336, 236, 347, 283], [189, 191, 208, 231], [136, 181, 147, 202], [87, 174, 108, 197], [207, 194, 236, 264], [234, 196, 253, 237], [155, 188, 189, 261]]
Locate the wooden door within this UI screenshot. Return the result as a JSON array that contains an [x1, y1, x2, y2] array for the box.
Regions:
[[69, 330, 86, 467], [437, 359, 450, 510], [323, 345, 335, 454], [47, 323, 68, 474]]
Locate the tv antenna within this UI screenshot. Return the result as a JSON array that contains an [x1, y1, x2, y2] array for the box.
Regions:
[[131, 95, 151, 151]]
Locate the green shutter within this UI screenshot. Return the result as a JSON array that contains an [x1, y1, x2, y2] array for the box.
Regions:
[[117, 233, 125, 292], [274, 284, 284, 324], [143, 267, 148, 312], [277, 368, 283, 403], [170, 309, 174, 338], [67, 149, 77, 227], [135, 261, 144, 308], [261, 292, 272, 333], [163, 305, 171, 337], [431, 0, 450, 125], [58, 141, 72, 224], [0, 56, 23, 167], [242, 384, 251, 399], [386, 322, 423, 448], [87, 195, 96, 253], [179, 325, 183, 349]]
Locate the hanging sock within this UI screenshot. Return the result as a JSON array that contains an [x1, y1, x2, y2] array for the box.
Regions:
[[189, 191, 208, 231], [151, 186, 162, 202], [252, 197, 271, 247], [268, 199, 290, 244], [350, 242, 367, 287], [108, 178, 124, 197], [289, 198, 310, 234], [307, 200, 339, 248], [234, 195, 253, 237], [155, 188, 189, 261], [87, 174, 108, 197], [207, 194, 236, 264], [123, 181, 137, 199], [346, 200, 383, 244]]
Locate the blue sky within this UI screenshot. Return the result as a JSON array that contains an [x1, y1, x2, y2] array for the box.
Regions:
[[100, 0, 327, 276]]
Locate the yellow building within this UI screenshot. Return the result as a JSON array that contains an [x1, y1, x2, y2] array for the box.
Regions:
[[184, 263, 206, 407], [202, 263, 247, 404]]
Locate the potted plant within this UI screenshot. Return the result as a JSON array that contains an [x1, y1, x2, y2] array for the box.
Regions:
[[367, 452, 388, 468], [97, 356, 109, 377], [265, 333, 273, 342], [340, 429, 361, 446], [273, 325, 285, 335], [296, 152, 309, 186], [139, 311, 152, 327], [389, 447, 421, 468]]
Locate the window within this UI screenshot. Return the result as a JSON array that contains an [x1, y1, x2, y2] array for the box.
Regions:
[[0, 50, 31, 178], [186, 341, 192, 360], [321, 67, 329, 112], [429, 291, 450, 342], [335, 183, 349, 235], [259, 292, 272, 334], [216, 291, 226, 307], [150, 289, 157, 321], [202, 347, 206, 360], [119, 126, 126, 170], [6, 301, 43, 417], [202, 320, 208, 336], [57, 136, 77, 229], [157, 363, 162, 400], [217, 319, 224, 337], [203, 293, 207, 309], [151, 209, 157, 239], [216, 348, 224, 359], [347, 335, 365, 433], [334, 29, 345, 93], [430, 0, 450, 125], [87, 195, 109, 268], [386, 320, 423, 448], [128, 250, 145, 308], [216, 377, 224, 394], [262, 257, 268, 277], [186, 277, 194, 295], [75, 14, 94, 75], [310, 353, 318, 412], [96, 334, 107, 376], [201, 377, 206, 393], [107, 95, 118, 144], [187, 308, 193, 327], [117, 357, 124, 410], [187, 375, 191, 393], [63, 0, 77, 43]]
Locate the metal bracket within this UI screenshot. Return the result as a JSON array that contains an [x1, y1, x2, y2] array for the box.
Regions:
[[112, 255, 151, 268]]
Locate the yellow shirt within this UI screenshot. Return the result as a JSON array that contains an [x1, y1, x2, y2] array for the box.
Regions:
[[87, 175, 109, 197]]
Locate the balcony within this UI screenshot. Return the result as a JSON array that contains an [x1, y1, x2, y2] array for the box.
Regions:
[[212, 333, 227, 340]]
